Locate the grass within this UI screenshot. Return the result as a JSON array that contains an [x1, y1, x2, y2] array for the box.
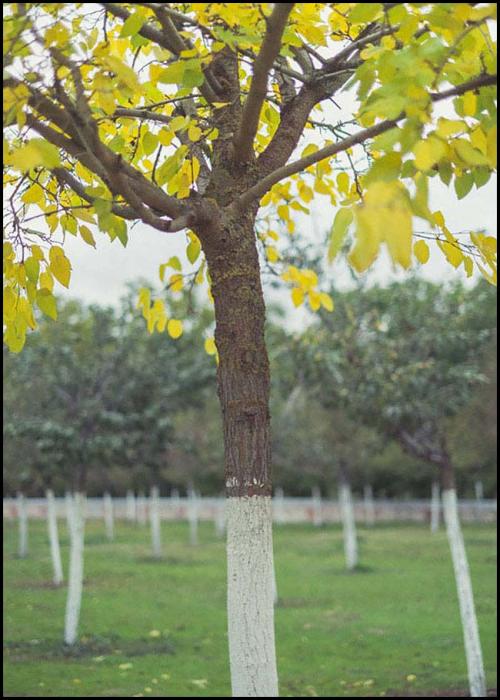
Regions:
[[3, 517, 497, 697]]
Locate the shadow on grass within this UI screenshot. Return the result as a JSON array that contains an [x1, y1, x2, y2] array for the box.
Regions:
[[3, 633, 175, 661]]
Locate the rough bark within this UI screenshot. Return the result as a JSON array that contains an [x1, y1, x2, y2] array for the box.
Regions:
[[46, 489, 63, 585], [442, 488, 486, 697], [64, 492, 85, 646], [198, 208, 278, 696]]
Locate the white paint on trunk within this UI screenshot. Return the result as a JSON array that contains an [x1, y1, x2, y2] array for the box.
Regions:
[[103, 492, 114, 541], [150, 486, 162, 558], [442, 489, 486, 698], [64, 492, 85, 646], [137, 490, 147, 525], [430, 481, 441, 534], [311, 486, 323, 527], [17, 492, 28, 558], [46, 489, 63, 585], [363, 484, 375, 527], [126, 489, 136, 522], [273, 487, 285, 525], [339, 483, 358, 571], [226, 496, 279, 697], [188, 488, 199, 546], [65, 491, 72, 532]]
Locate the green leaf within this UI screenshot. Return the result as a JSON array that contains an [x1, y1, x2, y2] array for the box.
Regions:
[[120, 12, 145, 38], [24, 257, 40, 284], [454, 172, 474, 200], [36, 288, 57, 320], [158, 62, 185, 84], [186, 235, 201, 264], [142, 130, 159, 156]]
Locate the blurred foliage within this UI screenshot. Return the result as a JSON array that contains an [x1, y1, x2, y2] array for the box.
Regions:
[[3, 279, 496, 498]]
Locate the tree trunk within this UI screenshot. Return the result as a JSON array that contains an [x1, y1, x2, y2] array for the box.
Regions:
[[64, 492, 85, 645], [46, 489, 63, 585], [65, 491, 72, 532], [150, 485, 162, 558], [312, 486, 323, 527], [430, 480, 441, 533], [363, 484, 375, 527], [103, 492, 114, 541], [200, 208, 278, 697], [441, 462, 486, 697], [338, 468, 358, 571], [17, 492, 28, 558]]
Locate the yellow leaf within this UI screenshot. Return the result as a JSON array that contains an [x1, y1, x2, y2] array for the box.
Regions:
[[204, 337, 217, 355], [414, 137, 446, 171], [49, 247, 71, 287], [319, 292, 334, 312], [414, 239, 430, 264], [79, 225, 96, 247], [462, 91, 477, 117], [291, 287, 304, 307], [167, 319, 183, 339]]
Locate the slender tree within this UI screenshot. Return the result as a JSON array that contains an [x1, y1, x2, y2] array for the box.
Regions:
[[3, 5, 497, 696]]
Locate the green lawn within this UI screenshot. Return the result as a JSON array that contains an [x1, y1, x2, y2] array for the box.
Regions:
[[3, 517, 497, 697]]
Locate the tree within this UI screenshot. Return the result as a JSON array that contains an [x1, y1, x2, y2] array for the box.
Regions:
[[301, 278, 496, 696], [3, 4, 497, 696]]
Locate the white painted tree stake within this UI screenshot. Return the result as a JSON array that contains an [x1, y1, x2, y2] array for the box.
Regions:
[[312, 486, 323, 527], [17, 492, 28, 558], [188, 488, 199, 546], [46, 489, 63, 585], [227, 496, 279, 697], [126, 489, 136, 522], [103, 492, 114, 541], [339, 482, 358, 571], [430, 481, 441, 533], [215, 497, 226, 538], [442, 489, 486, 697], [274, 487, 285, 525], [137, 490, 147, 525], [64, 492, 85, 646], [363, 484, 375, 527], [150, 486, 162, 558], [171, 488, 180, 520]]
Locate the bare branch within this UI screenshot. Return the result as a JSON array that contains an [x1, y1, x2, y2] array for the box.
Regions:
[[236, 73, 497, 209], [233, 3, 294, 163]]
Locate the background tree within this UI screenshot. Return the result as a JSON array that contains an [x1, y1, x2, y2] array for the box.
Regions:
[[3, 4, 497, 696]]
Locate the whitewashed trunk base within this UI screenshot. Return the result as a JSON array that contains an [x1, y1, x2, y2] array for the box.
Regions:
[[312, 486, 323, 527], [150, 486, 162, 558], [442, 489, 486, 697], [46, 489, 63, 585], [430, 481, 441, 533], [188, 490, 199, 546], [339, 483, 358, 571], [103, 493, 114, 541], [64, 492, 85, 646], [17, 493, 28, 558], [227, 496, 279, 697]]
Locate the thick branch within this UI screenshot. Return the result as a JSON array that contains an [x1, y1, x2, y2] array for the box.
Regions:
[[237, 73, 497, 208], [233, 3, 294, 163]]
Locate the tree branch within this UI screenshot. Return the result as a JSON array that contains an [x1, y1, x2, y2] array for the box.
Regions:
[[236, 72, 497, 209], [233, 3, 294, 163]]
